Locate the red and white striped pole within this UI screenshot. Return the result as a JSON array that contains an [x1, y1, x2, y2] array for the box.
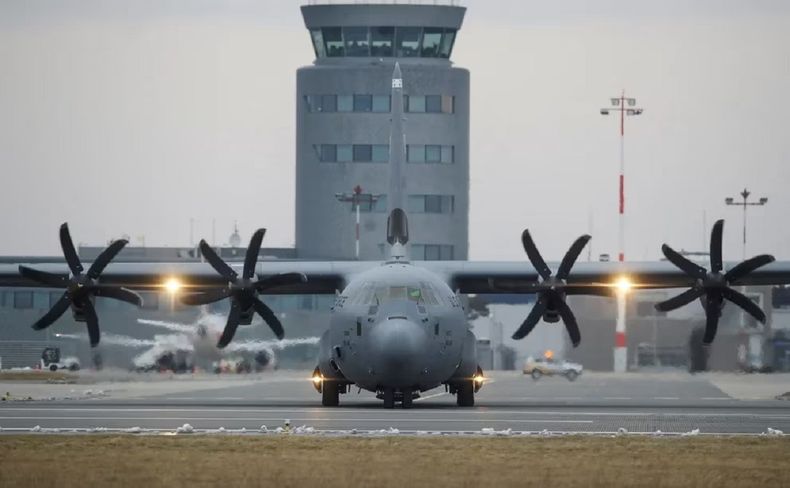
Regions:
[[601, 91, 642, 373]]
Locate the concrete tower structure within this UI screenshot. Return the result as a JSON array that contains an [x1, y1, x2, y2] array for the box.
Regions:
[[295, 3, 469, 261]]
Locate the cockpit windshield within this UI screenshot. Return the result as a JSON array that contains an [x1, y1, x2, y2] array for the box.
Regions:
[[347, 281, 442, 306]]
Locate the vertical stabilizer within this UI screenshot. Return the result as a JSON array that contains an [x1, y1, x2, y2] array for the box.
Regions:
[[387, 63, 409, 257]]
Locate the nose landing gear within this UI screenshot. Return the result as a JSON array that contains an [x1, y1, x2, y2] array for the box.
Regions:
[[379, 388, 417, 409]]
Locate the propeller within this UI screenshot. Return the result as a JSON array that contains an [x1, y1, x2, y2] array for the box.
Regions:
[[655, 219, 775, 344], [18, 223, 142, 347], [510, 230, 592, 347], [180, 229, 307, 348]]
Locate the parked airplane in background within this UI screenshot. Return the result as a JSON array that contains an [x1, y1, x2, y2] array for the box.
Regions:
[[2, 64, 789, 408]]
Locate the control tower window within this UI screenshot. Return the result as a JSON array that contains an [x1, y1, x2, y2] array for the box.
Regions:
[[318, 144, 336, 162], [439, 29, 456, 58], [371, 27, 394, 57], [310, 29, 326, 58], [337, 144, 353, 162], [422, 28, 443, 57], [322, 95, 337, 112], [372, 144, 389, 162], [337, 95, 353, 112], [323, 27, 344, 57], [372, 95, 390, 112], [353, 94, 372, 112], [408, 195, 455, 214], [353, 144, 372, 162], [425, 95, 442, 113], [411, 244, 454, 261], [396, 27, 422, 57], [406, 95, 426, 113], [343, 27, 370, 57]]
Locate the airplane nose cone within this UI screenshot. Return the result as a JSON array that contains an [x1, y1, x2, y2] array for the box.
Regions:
[[369, 318, 427, 388]]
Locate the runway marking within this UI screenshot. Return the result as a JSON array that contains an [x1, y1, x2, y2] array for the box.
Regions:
[[602, 397, 632, 400], [653, 397, 680, 400], [701, 397, 732, 400], [3, 408, 789, 419], [0, 416, 595, 424]]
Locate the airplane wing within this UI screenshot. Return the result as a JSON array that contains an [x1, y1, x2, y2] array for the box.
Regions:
[[0, 261, 366, 294], [421, 260, 790, 293]]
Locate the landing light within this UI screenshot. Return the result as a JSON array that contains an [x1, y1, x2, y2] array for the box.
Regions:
[[312, 374, 323, 385], [473, 374, 485, 384], [615, 277, 632, 293], [164, 278, 182, 294]]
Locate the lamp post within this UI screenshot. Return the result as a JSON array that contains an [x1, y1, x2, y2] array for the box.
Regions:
[[725, 189, 768, 260], [335, 185, 381, 260], [601, 91, 643, 373]]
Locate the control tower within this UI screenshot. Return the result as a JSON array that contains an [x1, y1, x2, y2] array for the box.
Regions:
[[295, 2, 469, 261]]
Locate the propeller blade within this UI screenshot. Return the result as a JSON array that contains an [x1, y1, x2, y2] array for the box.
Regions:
[[180, 288, 233, 306], [556, 235, 592, 280], [92, 286, 143, 307], [82, 299, 101, 347], [31, 293, 72, 331], [217, 300, 242, 348], [255, 272, 308, 292], [655, 288, 705, 312], [243, 229, 266, 280], [251, 297, 285, 340], [703, 310, 719, 345], [709, 220, 724, 273], [199, 240, 238, 282], [555, 299, 581, 347], [721, 288, 766, 324], [662, 244, 707, 279], [521, 230, 552, 280], [511, 296, 546, 340], [59, 223, 83, 275], [86, 239, 128, 279], [724, 254, 775, 283], [18, 266, 68, 288]]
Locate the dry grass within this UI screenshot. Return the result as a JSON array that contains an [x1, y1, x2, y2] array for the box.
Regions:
[[0, 436, 788, 488], [0, 371, 75, 382]]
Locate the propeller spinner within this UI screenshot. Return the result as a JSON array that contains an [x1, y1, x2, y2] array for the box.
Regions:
[[656, 219, 774, 344], [180, 229, 307, 348], [18, 223, 142, 347]]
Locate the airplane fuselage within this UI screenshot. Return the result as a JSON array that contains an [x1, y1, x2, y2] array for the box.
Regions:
[[317, 261, 477, 395]]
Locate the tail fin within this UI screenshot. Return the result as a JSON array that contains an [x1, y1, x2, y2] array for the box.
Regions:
[[387, 62, 409, 260]]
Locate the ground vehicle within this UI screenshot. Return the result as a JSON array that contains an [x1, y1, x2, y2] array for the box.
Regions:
[[40, 347, 80, 372], [523, 356, 582, 381]]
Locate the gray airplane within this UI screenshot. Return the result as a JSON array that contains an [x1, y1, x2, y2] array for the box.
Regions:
[[2, 64, 790, 409]]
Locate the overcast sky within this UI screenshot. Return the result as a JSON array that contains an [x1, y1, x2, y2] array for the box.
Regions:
[[1, 0, 789, 262]]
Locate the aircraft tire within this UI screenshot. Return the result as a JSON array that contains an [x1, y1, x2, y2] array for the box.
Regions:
[[322, 381, 339, 407], [456, 381, 474, 407], [383, 389, 395, 409], [531, 369, 542, 380], [401, 388, 413, 409]]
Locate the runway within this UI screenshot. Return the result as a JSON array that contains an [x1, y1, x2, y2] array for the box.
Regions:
[[0, 371, 788, 435]]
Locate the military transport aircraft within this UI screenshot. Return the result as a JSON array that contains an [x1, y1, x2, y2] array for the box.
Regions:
[[1, 63, 789, 408]]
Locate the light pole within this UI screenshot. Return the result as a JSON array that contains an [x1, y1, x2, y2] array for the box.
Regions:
[[725, 189, 768, 260], [601, 91, 643, 373], [335, 185, 381, 260]]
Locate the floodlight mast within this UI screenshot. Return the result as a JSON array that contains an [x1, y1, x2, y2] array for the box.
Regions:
[[725, 188, 768, 260], [600, 90, 643, 374], [335, 185, 381, 260]]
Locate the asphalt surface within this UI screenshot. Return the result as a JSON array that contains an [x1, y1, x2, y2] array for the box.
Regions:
[[0, 371, 788, 434]]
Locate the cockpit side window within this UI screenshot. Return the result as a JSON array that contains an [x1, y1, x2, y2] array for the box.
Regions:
[[419, 281, 440, 305]]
